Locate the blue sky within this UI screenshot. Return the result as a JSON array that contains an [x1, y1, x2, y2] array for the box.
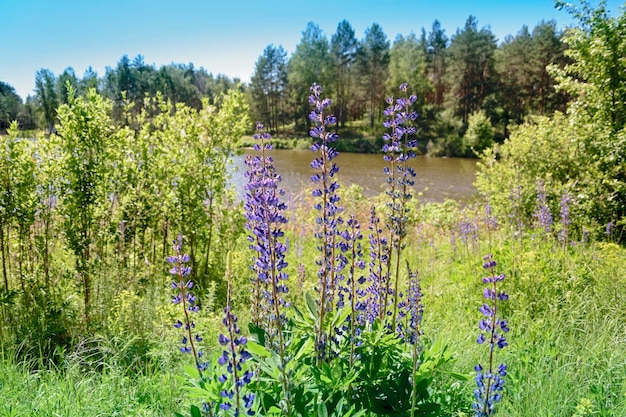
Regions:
[[1, 0, 623, 99]]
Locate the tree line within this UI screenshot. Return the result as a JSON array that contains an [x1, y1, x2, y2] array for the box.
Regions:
[[1, 15, 568, 156], [249, 17, 569, 156]]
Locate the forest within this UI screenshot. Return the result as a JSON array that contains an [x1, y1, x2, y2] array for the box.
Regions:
[[1, 1, 626, 416], [3, 14, 568, 157]]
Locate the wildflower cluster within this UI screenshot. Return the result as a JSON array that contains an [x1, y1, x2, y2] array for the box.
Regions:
[[337, 214, 367, 362], [168, 81, 497, 417], [534, 182, 553, 233], [396, 263, 423, 345], [218, 281, 255, 416], [366, 205, 389, 324], [167, 236, 206, 371], [474, 254, 509, 416], [459, 217, 480, 247], [308, 82, 345, 359], [381, 83, 419, 329], [244, 122, 290, 346], [243, 122, 292, 414]]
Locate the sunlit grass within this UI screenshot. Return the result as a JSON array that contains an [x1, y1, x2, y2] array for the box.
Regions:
[[0, 348, 185, 416]]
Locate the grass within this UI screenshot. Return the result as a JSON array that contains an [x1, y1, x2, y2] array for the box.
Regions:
[[0, 349, 185, 416], [407, 232, 626, 417]]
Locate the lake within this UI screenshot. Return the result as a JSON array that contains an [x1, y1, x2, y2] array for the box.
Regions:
[[230, 149, 478, 203]]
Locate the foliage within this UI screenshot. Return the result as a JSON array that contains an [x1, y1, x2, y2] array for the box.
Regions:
[[0, 83, 249, 361], [462, 110, 494, 157], [249, 45, 289, 133], [477, 1, 626, 241], [445, 16, 497, 124], [330, 20, 358, 128], [56, 87, 118, 326], [356, 23, 391, 129], [287, 22, 333, 132], [34, 68, 59, 132], [0, 82, 22, 130]]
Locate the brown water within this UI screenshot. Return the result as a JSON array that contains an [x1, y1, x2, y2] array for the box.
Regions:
[[230, 149, 478, 203]]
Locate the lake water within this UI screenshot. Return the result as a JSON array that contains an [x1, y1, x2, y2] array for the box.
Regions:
[[230, 149, 478, 203]]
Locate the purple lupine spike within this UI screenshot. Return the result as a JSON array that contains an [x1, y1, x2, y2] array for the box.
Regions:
[[244, 122, 292, 413], [381, 84, 419, 330], [167, 236, 206, 372], [484, 203, 498, 232], [606, 221, 615, 237], [366, 205, 390, 324], [396, 263, 423, 345], [534, 181, 553, 233], [334, 214, 366, 364], [218, 280, 255, 416], [244, 122, 290, 349], [473, 254, 509, 416], [308, 83, 345, 361]]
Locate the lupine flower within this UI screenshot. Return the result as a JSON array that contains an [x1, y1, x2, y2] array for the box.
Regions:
[[606, 221, 615, 238], [167, 235, 207, 372], [474, 254, 509, 416], [484, 204, 498, 232], [366, 205, 390, 324], [396, 263, 423, 345], [218, 280, 255, 416], [380, 83, 419, 329], [459, 217, 479, 246], [381, 84, 418, 246], [559, 193, 571, 244], [534, 182, 552, 233], [243, 122, 292, 413], [244, 122, 290, 350], [335, 214, 366, 363], [308, 83, 345, 360]]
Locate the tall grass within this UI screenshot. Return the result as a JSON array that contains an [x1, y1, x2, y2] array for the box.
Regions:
[[0, 346, 184, 416]]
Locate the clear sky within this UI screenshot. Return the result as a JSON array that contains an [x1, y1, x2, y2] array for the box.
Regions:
[[1, 0, 623, 100]]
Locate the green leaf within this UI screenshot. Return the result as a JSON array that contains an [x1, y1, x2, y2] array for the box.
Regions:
[[448, 371, 471, 381], [190, 405, 202, 417], [183, 364, 200, 379], [247, 340, 272, 358], [248, 322, 267, 346], [330, 305, 351, 330], [317, 401, 329, 417], [305, 292, 319, 319], [182, 385, 219, 401]]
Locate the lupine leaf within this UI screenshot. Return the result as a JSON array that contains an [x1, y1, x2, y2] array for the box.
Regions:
[[305, 292, 318, 319], [247, 340, 272, 358], [317, 401, 329, 417], [190, 404, 202, 417]]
